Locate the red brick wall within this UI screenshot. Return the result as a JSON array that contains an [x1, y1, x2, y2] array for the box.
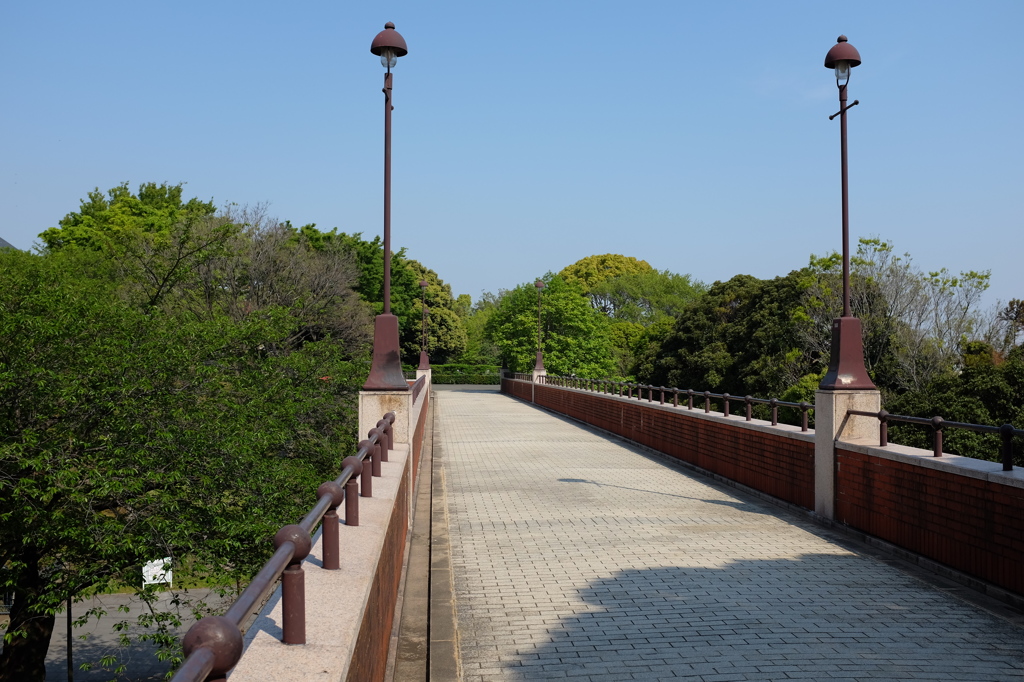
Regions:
[[501, 382, 814, 509], [836, 447, 1024, 595], [502, 377, 534, 402], [346, 456, 410, 682]]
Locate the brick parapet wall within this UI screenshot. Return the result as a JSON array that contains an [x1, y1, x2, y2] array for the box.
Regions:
[[836, 441, 1024, 596], [346, 458, 410, 682], [503, 379, 814, 509]]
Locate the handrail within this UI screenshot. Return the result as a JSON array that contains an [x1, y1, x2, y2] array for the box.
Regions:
[[541, 375, 811, 432], [847, 409, 1022, 471], [172, 412, 397, 682], [411, 374, 427, 403]]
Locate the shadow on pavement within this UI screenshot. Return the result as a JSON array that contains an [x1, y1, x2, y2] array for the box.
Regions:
[[504, 556, 1024, 681]]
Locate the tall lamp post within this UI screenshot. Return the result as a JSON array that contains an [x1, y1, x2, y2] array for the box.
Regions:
[[364, 22, 411, 391], [818, 35, 875, 391], [534, 280, 545, 373], [418, 280, 430, 370]]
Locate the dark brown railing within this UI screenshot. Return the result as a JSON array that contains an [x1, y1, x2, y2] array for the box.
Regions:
[[847, 409, 1022, 471], [411, 374, 426, 403], [171, 412, 397, 682], [542, 375, 812, 432]]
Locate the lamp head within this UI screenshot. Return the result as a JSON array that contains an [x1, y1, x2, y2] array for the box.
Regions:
[[824, 35, 861, 88], [370, 22, 408, 69], [419, 280, 428, 289], [535, 280, 545, 289]]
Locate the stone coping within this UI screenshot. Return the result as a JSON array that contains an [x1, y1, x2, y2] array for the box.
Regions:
[[228, 443, 411, 681], [838, 439, 1024, 490], [517, 379, 816, 444]]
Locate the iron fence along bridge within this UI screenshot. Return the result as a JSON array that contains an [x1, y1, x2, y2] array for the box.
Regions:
[[171, 406, 402, 682]]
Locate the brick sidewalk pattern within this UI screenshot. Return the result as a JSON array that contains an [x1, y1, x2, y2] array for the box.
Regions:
[[436, 387, 1024, 681]]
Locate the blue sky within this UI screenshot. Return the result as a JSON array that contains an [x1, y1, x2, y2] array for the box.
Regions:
[[2, 1, 1020, 309]]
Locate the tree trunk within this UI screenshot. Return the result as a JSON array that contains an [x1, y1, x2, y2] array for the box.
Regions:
[[0, 553, 56, 682]]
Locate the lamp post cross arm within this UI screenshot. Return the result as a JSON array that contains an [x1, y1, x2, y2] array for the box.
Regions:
[[829, 99, 860, 121]]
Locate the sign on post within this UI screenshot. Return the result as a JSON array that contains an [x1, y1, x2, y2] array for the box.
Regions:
[[142, 557, 173, 588]]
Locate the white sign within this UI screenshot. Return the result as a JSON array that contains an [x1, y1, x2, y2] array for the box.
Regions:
[[142, 557, 173, 587]]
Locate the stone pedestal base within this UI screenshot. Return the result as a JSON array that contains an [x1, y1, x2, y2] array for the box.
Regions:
[[360, 390, 412, 445], [814, 389, 881, 519], [531, 369, 547, 384]]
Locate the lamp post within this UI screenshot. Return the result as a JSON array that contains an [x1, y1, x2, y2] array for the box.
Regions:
[[818, 35, 875, 391], [534, 280, 545, 372], [418, 280, 430, 370], [364, 22, 411, 391]]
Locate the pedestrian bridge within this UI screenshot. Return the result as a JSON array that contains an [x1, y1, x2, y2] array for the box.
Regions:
[[179, 378, 1024, 681]]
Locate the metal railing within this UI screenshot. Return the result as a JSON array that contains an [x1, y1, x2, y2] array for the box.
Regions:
[[510, 372, 532, 381], [541, 376, 811, 432], [171, 412, 397, 682], [411, 374, 426, 403], [847, 409, 1022, 471]]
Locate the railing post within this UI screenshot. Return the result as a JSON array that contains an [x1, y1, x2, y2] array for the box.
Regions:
[[800, 402, 809, 432], [273, 525, 312, 645], [673, 389, 679, 407], [376, 419, 390, 462], [367, 431, 383, 476], [723, 393, 730, 417], [343, 456, 362, 526], [660, 387, 665, 405], [361, 452, 373, 497], [704, 391, 711, 413], [770, 398, 778, 426], [628, 384, 633, 399], [879, 410, 889, 447], [687, 389, 694, 410], [317, 482, 344, 570], [1001, 423, 1015, 471], [932, 416, 944, 457], [647, 385, 653, 403], [745, 396, 752, 421]]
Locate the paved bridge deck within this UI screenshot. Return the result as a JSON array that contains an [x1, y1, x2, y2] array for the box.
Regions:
[[427, 386, 1024, 681]]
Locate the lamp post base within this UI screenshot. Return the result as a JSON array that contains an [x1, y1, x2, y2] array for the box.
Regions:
[[417, 350, 430, 371], [818, 316, 876, 390], [363, 314, 410, 391]]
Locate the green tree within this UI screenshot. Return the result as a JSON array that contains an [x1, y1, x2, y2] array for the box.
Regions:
[[799, 238, 1006, 394], [400, 260, 467, 365], [558, 254, 652, 293], [457, 292, 503, 365], [39, 182, 217, 252], [589, 270, 706, 324], [312, 230, 468, 364], [639, 272, 812, 399], [486, 276, 614, 377], [1, 192, 371, 679], [885, 342, 1024, 462]]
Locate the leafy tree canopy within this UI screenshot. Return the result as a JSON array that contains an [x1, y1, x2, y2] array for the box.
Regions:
[[291, 226, 468, 364], [486, 276, 615, 377], [639, 271, 811, 398], [558, 254, 652, 293], [1, 188, 372, 681], [590, 269, 708, 325], [39, 182, 217, 251]]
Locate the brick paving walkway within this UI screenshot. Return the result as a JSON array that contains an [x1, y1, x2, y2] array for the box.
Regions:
[[434, 387, 1024, 681]]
